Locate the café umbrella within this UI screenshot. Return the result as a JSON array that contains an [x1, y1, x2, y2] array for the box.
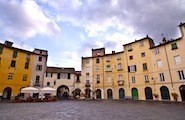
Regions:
[[40, 87, 56, 94], [21, 87, 39, 94]]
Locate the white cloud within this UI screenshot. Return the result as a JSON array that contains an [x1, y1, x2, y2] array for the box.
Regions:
[[0, 0, 61, 40]]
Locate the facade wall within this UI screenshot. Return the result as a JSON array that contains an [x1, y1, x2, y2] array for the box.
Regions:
[[31, 49, 48, 88], [81, 23, 185, 101], [0, 42, 34, 99]]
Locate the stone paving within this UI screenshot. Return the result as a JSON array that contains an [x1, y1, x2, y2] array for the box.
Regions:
[[0, 100, 185, 120]]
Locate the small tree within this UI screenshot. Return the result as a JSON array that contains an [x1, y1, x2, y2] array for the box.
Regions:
[[171, 92, 178, 101]]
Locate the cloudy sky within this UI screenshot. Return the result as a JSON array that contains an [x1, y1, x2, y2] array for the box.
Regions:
[[0, 0, 185, 70]]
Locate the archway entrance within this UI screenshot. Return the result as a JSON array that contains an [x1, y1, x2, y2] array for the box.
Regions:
[[119, 88, 125, 99], [57, 85, 69, 99], [145, 87, 153, 100], [3, 87, 12, 100], [107, 89, 113, 99], [131, 88, 138, 100], [85, 89, 91, 98], [160, 86, 170, 100], [96, 89, 101, 99], [73, 88, 81, 98], [179, 85, 185, 101]]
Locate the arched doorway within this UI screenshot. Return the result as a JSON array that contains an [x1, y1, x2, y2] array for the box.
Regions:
[[160, 86, 170, 100], [96, 89, 101, 99], [107, 89, 113, 99], [73, 88, 81, 98], [57, 85, 69, 99], [3, 87, 12, 100], [119, 88, 125, 99], [131, 88, 139, 100], [145, 87, 153, 100], [179, 85, 185, 101], [85, 89, 91, 98]]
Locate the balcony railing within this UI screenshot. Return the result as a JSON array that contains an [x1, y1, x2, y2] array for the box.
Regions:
[[34, 82, 41, 87], [85, 84, 91, 87]]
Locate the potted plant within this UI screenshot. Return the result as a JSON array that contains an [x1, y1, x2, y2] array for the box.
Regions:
[[171, 92, 178, 102], [153, 93, 159, 100]]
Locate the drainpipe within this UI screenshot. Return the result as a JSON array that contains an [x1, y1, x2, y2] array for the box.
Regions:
[[164, 45, 173, 87], [125, 47, 130, 88]]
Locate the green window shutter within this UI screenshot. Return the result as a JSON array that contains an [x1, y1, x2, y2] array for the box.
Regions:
[[13, 50, 18, 58], [0, 46, 3, 54]]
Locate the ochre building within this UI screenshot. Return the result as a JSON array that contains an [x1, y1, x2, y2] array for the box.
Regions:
[[81, 23, 185, 102]]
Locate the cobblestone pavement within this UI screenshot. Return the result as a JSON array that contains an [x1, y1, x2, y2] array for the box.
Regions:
[[0, 100, 185, 120]]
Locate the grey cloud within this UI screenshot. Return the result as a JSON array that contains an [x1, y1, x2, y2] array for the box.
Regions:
[[47, 0, 185, 43]]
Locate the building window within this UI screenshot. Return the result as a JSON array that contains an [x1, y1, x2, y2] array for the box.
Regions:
[[107, 76, 111, 83], [128, 44, 132, 51], [144, 75, 149, 83], [54, 80, 56, 85], [36, 76, 40, 81], [22, 74, 27, 81], [36, 65, 42, 71], [0, 46, 3, 54], [96, 66, 100, 72], [129, 55, 133, 60], [143, 63, 148, 71], [86, 80, 90, 85], [178, 70, 185, 80], [97, 75, 100, 83], [12, 50, 18, 58], [139, 41, 144, 46], [159, 73, 165, 82], [117, 63, 122, 70], [86, 73, 90, 76], [10, 60, 16, 67], [141, 52, 145, 57], [39, 56, 42, 61], [67, 73, 71, 79], [106, 65, 111, 71], [96, 58, 100, 63], [118, 74, 123, 80], [128, 65, 137, 72], [174, 55, 181, 65], [46, 73, 53, 77], [117, 54, 121, 60], [154, 48, 160, 54], [171, 43, 178, 50], [106, 57, 110, 62], [47, 82, 50, 86], [131, 76, 135, 83], [8, 73, 13, 80], [25, 62, 29, 69], [57, 73, 60, 79], [86, 59, 89, 64], [0, 58, 1, 67], [157, 60, 162, 68]]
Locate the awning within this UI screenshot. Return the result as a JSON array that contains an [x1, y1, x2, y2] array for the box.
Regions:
[[40, 87, 56, 93], [21, 87, 39, 93]]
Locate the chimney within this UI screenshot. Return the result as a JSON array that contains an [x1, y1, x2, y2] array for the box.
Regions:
[[4, 41, 13, 47], [179, 22, 185, 37], [162, 37, 166, 43]]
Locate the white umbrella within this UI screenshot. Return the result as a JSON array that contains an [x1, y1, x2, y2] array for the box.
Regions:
[[40, 87, 56, 94], [21, 87, 39, 93]]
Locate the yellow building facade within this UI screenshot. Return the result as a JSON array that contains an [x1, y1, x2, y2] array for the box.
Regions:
[[0, 41, 37, 100], [81, 22, 185, 102]]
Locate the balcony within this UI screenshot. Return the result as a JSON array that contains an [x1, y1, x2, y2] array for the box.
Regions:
[[34, 82, 41, 87], [76, 80, 81, 83], [118, 80, 124, 86], [85, 84, 91, 87], [145, 81, 149, 83]]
